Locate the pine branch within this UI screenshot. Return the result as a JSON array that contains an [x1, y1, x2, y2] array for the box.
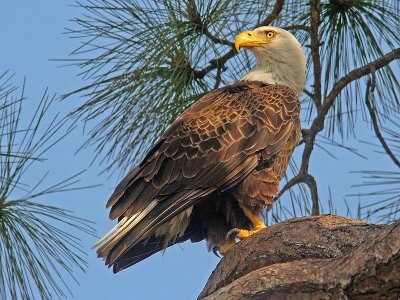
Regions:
[[194, 0, 286, 81], [283, 25, 311, 32], [281, 48, 400, 216], [309, 0, 322, 111], [303, 88, 314, 99], [202, 27, 233, 47], [278, 1, 322, 216], [320, 48, 400, 123], [305, 48, 400, 167], [257, 0, 285, 28], [303, 173, 319, 215], [193, 50, 236, 80], [318, 0, 400, 138], [365, 76, 400, 169], [0, 75, 96, 299]]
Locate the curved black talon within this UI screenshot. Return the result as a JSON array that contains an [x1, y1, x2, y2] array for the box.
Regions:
[[226, 228, 240, 240], [212, 246, 221, 258], [273, 192, 281, 202]]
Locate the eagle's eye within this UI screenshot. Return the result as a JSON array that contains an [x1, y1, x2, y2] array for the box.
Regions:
[[265, 31, 275, 38]]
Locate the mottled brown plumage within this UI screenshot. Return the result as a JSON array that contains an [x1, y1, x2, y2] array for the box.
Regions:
[[94, 26, 306, 273], [96, 81, 300, 272]]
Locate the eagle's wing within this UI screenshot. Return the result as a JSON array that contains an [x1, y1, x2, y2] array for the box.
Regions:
[[95, 82, 299, 268], [235, 125, 301, 208], [235, 168, 279, 207]]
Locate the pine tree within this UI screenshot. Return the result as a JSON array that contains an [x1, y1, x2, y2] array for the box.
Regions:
[[67, 1, 400, 220], [0, 72, 95, 299]]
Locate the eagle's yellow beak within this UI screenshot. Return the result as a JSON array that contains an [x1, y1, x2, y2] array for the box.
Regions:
[[234, 31, 268, 52]]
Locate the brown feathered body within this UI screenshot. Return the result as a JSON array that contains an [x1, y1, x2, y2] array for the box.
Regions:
[[96, 81, 300, 272]]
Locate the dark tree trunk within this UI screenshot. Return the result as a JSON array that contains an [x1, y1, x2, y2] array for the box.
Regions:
[[199, 215, 400, 300]]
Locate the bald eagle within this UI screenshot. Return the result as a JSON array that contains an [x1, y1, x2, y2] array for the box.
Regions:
[[94, 26, 306, 273]]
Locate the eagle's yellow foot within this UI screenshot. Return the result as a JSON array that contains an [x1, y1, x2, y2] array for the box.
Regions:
[[227, 208, 267, 241], [227, 224, 266, 240], [219, 240, 237, 254], [213, 239, 237, 257]]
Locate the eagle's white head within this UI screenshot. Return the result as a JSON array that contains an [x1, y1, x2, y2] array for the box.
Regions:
[[235, 26, 306, 94]]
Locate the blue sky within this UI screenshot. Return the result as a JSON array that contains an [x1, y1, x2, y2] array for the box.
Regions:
[[1, 2, 218, 299], [0, 1, 397, 300]]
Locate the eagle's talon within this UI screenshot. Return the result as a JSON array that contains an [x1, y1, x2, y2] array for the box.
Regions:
[[227, 226, 266, 241], [212, 246, 221, 258], [226, 228, 241, 240], [273, 192, 281, 201], [218, 240, 237, 255]]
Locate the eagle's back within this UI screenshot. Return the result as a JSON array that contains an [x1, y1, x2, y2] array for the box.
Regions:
[[94, 81, 300, 272]]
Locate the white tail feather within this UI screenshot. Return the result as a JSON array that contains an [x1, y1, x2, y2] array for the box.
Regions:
[[92, 216, 128, 249], [95, 200, 158, 256]]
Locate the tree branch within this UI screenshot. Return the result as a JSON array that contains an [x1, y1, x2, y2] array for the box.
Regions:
[[309, 0, 322, 111], [276, 172, 319, 215], [194, 0, 286, 80], [319, 48, 400, 124], [186, 2, 234, 47], [280, 48, 400, 215], [277, 129, 320, 215], [301, 48, 400, 175], [213, 66, 223, 90], [257, 0, 285, 28], [275, 1, 322, 216], [202, 27, 234, 47], [193, 50, 236, 79], [365, 76, 400, 169], [303, 88, 314, 99], [283, 25, 311, 32], [275, 175, 302, 200], [201, 216, 400, 300], [304, 173, 319, 215]]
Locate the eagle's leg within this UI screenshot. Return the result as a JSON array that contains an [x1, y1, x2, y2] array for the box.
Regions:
[[227, 208, 266, 240], [218, 236, 238, 255]]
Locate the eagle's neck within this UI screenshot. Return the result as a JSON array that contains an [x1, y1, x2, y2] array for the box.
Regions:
[[240, 54, 306, 95]]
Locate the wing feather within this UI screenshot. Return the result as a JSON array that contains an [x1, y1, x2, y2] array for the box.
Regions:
[[95, 81, 300, 269]]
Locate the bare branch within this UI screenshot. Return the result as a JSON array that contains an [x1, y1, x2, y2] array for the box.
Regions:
[[299, 48, 400, 174], [330, 0, 351, 5], [194, 0, 287, 80], [277, 2, 323, 215], [303, 88, 314, 99], [257, 0, 285, 28], [286, 48, 400, 217], [365, 77, 400, 169], [319, 48, 400, 124], [202, 27, 233, 47], [275, 2, 400, 217], [275, 173, 319, 215], [276, 129, 320, 215], [283, 25, 311, 32], [185, 2, 233, 47], [275, 175, 302, 199], [309, 0, 322, 111], [193, 49, 236, 79], [299, 129, 315, 173], [213, 66, 223, 90], [304, 174, 320, 215]]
